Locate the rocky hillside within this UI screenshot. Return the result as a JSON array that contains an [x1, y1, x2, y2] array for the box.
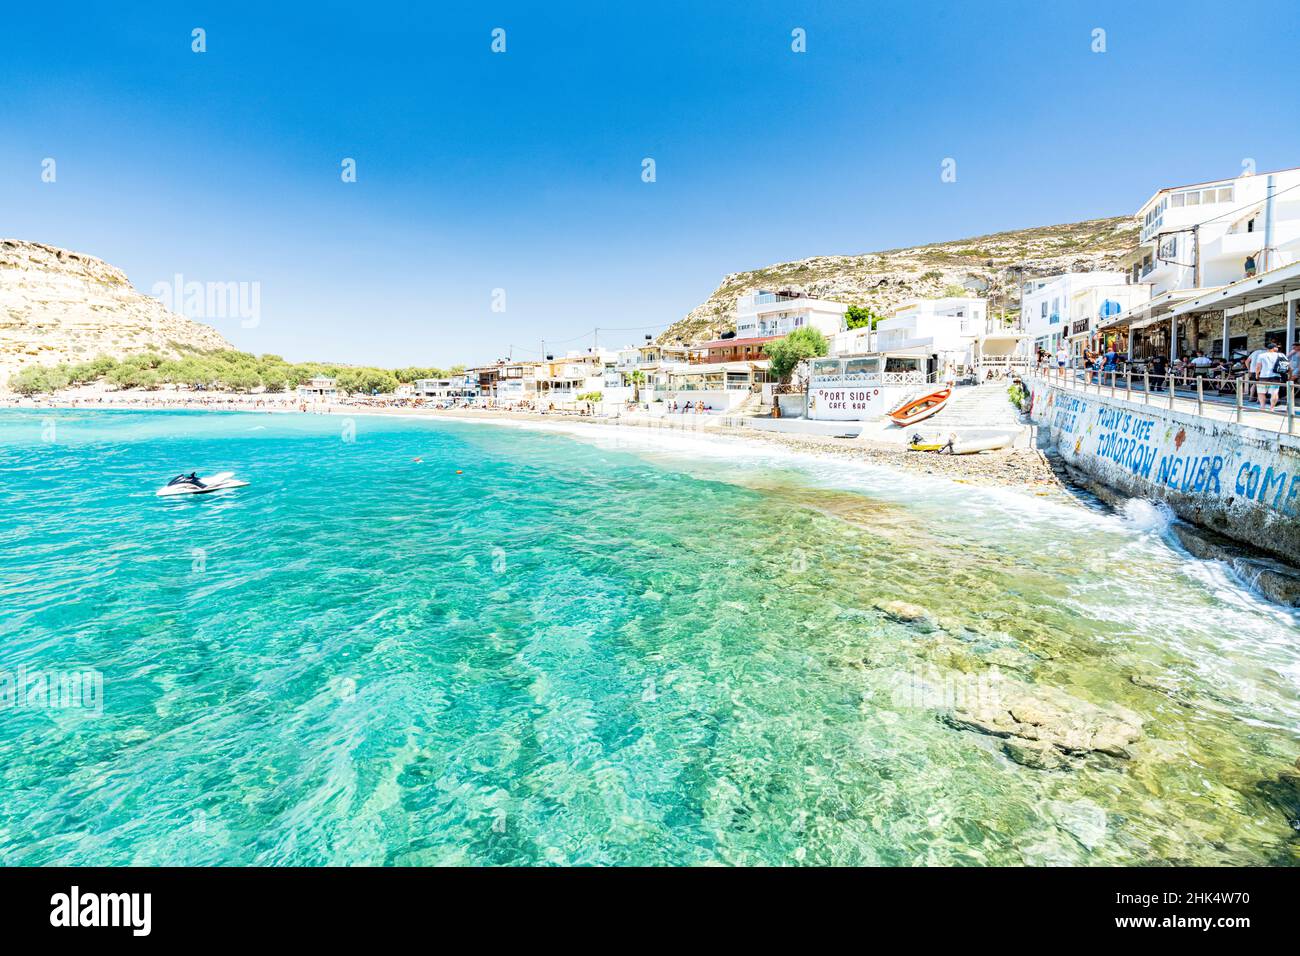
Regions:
[[0, 240, 233, 388], [660, 216, 1138, 344]]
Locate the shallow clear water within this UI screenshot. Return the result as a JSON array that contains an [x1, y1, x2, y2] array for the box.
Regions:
[[0, 408, 1297, 865]]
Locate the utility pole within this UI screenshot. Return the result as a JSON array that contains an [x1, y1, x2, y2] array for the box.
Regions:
[[1192, 223, 1201, 289]]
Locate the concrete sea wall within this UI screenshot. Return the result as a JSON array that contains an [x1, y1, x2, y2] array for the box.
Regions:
[[1028, 379, 1300, 565]]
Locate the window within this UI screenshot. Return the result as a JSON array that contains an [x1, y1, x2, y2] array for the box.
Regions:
[[1041, 302, 1048, 318], [1211, 335, 1249, 357], [1171, 185, 1232, 208]]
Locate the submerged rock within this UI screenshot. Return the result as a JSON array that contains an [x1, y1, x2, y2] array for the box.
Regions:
[[1003, 740, 1070, 771], [876, 600, 930, 624], [1048, 799, 1108, 850], [1129, 673, 1195, 708], [945, 679, 1143, 760], [1254, 772, 1300, 832]]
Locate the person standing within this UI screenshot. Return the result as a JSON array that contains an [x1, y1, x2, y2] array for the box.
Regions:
[[1252, 343, 1285, 411], [1150, 354, 1168, 392], [1246, 343, 1267, 402], [1288, 341, 1300, 382]]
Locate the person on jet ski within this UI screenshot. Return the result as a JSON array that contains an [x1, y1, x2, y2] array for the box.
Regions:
[[167, 472, 205, 488]]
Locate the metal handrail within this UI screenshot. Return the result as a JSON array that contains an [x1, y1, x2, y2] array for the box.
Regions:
[[1030, 365, 1297, 434]]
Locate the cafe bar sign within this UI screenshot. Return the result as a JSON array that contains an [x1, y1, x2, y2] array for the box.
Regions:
[[807, 356, 887, 421]]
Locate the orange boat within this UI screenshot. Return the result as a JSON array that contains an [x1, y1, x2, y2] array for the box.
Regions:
[[888, 387, 951, 427]]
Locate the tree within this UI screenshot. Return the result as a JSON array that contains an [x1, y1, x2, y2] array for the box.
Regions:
[[261, 366, 288, 392], [628, 369, 645, 402], [10, 367, 49, 396], [221, 367, 261, 392], [764, 327, 829, 382], [337, 367, 397, 395], [844, 305, 883, 330]]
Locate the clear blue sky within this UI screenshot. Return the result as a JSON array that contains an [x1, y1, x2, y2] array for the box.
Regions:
[[4, 1, 1298, 367]]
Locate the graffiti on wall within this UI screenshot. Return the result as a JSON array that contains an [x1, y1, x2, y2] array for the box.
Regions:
[[1038, 385, 1300, 519]]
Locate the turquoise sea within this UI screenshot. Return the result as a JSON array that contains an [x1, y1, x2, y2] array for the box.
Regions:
[[0, 408, 1297, 865]]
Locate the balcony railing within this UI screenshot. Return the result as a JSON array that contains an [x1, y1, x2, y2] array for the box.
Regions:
[[744, 292, 807, 307]]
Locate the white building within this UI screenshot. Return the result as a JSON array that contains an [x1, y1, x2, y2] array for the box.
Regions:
[[1125, 166, 1300, 296], [1100, 167, 1300, 362], [1022, 272, 1134, 356], [734, 290, 847, 339], [413, 377, 476, 401], [616, 342, 692, 393], [296, 376, 337, 399], [827, 297, 1028, 389], [806, 353, 928, 421], [495, 364, 538, 403], [535, 355, 609, 406], [873, 298, 987, 369]]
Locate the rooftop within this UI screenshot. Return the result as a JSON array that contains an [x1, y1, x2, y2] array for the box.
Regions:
[[1137, 165, 1300, 215]]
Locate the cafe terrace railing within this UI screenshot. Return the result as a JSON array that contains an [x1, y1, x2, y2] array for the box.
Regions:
[[1029, 365, 1298, 435]]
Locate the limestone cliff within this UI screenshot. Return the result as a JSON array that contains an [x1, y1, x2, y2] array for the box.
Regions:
[[661, 216, 1139, 345], [0, 240, 233, 387]]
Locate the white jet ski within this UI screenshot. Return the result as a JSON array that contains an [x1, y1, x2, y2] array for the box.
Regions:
[[156, 471, 249, 497]]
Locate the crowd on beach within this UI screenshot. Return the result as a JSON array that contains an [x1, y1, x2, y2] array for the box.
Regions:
[[0, 386, 626, 420]]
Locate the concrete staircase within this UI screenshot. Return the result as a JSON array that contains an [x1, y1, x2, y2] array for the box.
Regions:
[[861, 381, 1030, 447], [729, 390, 765, 417], [936, 383, 1023, 430]]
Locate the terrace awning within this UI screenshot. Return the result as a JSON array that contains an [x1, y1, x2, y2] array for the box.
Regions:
[[1170, 259, 1300, 318], [1097, 288, 1214, 333]]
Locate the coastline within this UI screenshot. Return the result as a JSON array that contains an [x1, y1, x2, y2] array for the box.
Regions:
[[14, 389, 1298, 605], [2, 388, 1067, 494]]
